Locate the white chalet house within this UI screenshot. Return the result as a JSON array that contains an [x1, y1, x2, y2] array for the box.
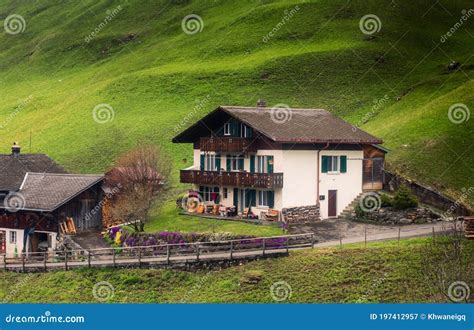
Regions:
[[173, 103, 386, 222]]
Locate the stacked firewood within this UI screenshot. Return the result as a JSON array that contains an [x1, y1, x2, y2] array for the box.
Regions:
[[59, 217, 76, 235]]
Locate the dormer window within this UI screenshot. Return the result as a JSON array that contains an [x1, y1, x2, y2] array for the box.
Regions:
[[223, 122, 231, 136]]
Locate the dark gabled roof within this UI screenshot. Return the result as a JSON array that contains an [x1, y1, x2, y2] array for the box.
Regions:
[[0, 154, 67, 191], [3, 173, 104, 212], [172, 106, 383, 144]]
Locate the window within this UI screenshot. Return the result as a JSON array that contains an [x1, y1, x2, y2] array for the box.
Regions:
[[9, 231, 16, 244], [201, 153, 220, 171], [199, 186, 220, 202], [258, 190, 274, 208], [258, 190, 268, 206], [255, 155, 273, 173], [227, 155, 244, 172], [240, 124, 252, 138], [327, 156, 339, 173], [223, 188, 228, 199], [223, 122, 231, 136]]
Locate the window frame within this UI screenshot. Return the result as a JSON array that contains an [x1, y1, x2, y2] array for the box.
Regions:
[[204, 154, 216, 171], [9, 231, 16, 244], [258, 190, 269, 207], [199, 186, 220, 202], [229, 155, 243, 172], [223, 122, 231, 136], [327, 156, 339, 173]]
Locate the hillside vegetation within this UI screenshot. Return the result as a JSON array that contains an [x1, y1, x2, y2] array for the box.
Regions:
[[1, 238, 473, 303], [0, 0, 472, 208]]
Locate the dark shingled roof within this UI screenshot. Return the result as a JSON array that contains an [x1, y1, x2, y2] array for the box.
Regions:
[[0, 154, 67, 191], [221, 106, 382, 144], [11, 173, 104, 212], [173, 106, 383, 144]]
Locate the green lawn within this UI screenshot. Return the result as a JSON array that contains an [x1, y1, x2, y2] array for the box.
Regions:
[[1, 237, 472, 303], [144, 203, 283, 237], [0, 0, 472, 210]]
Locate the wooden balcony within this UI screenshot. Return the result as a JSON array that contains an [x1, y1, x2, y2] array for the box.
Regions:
[[180, 170, 283, 189], [199, 137, 257, 153]]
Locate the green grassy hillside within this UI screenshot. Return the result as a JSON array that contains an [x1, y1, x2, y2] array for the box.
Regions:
[[0, 0, 472, 207]]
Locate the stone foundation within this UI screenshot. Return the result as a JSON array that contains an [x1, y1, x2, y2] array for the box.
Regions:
[[282, 204, 320, 223]]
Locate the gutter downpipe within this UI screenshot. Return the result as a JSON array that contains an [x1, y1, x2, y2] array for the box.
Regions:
[[317, 142, 330, 207]]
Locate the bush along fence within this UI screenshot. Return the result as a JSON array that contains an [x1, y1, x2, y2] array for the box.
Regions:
[[1, 233, 316, 272]]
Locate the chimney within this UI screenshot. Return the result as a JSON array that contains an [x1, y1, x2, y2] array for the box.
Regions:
[[257, 99, 267, 108], [11, 142, 20, 157]]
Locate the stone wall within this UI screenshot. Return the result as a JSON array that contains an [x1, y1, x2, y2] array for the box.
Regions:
[[282, 204, 320, 223], [352, 206, 442, 225], [384, 171, 471, 216]]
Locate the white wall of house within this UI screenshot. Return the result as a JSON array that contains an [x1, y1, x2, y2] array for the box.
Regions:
[[319, 150, 363, 219], [1, 228, 24, 256], [281, 150, 318, 208]]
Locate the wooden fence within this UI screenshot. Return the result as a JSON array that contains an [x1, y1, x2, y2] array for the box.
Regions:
[[2, 233, 316, 272]]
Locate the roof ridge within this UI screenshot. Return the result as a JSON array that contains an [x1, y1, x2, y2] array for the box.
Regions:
[[26, 172, 104, 177], [221, 105, 329, 112]]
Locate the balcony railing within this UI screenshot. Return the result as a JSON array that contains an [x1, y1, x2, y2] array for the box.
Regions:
[[180, 170, 283, 189], [199, 137, 257, 153]]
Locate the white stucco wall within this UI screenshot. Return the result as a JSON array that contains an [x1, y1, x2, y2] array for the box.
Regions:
[[281, 150, 318, 208], [319, 150, 363, 219]]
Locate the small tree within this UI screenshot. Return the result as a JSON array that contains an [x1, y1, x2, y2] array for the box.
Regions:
[[393, 186, 418, 210], [105, 145, 171, 232]]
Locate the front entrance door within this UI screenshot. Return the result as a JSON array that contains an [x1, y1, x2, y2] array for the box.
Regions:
[[328, 190, 337, 217], [0, 231, 5, 254]]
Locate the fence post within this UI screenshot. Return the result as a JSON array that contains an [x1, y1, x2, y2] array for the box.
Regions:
[[339, 236, 342, 248], [113, 249, 116, 268], [196, 243, 200, 261], [398, 228, 401, 244], [311, 233, 315, 248], [138, 248, 142, 268], [88, 250, 91, 268], [22, 253, 26, 272], [3, 254, 6, 271], [432, 227, 435, 244], [230, 241, 233, 260], [64, 251, 68, 271], [286, 237, 289, 254], [262, 238, 266, 256], [364, 229, 367, 247], [44, 252, 47, 271], [166, 245, 170, 265]]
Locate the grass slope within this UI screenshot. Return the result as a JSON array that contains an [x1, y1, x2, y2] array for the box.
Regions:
[[1, 238, 472, 303], [0, 0, 472, 209]]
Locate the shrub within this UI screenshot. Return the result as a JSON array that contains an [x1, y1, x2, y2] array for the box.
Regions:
[[354, 204, 366, 218], [393, 186, 418, 210], [380, 193, 394, 207]]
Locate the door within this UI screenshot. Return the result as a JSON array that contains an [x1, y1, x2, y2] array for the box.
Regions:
[[328, 190, 337, 217], [0, 231, 5, 254]]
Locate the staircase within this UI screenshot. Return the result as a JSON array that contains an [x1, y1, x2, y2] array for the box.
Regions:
[[338, 192, 366, 219]]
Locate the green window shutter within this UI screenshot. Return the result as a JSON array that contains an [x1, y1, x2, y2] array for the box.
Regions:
[[246, 126, 253, 138], [250, 155, 255, 173], [200, 154, 205, 171], [226, 155, 231, 171], [215, 154, 221, 171], [238, 157, 244, 171], [321, 156, 329, 173], [230, 121, 238, 136], [340, 155, 347, 173], [267, 156, 274, 174], [246, 189, 256, 207], [233, 188, 239, 207], [268, 191, 274, 208]]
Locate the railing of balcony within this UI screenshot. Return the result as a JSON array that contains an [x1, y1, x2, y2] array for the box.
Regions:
[[199, 137, 257, 152], [180, 170, 283, 189]]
